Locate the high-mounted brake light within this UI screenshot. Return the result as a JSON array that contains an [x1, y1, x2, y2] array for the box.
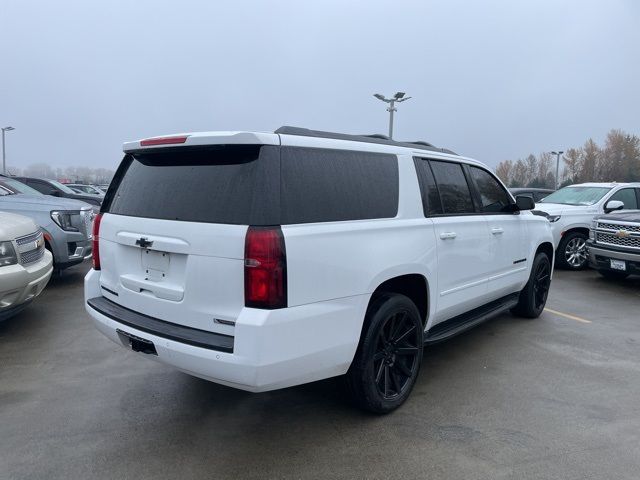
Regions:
[[140, 136, 188, 146], [244, 226, 287, 309], [92, 213, 103, 270]]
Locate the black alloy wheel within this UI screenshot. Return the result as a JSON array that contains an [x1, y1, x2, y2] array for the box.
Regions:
[[512, 252, 552, 318], [532, 258, 551, 311], [372, 310, 421, 400], [345, 293, 423, 414]]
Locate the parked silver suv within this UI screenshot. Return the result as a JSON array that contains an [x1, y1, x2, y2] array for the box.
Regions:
[[0, 176, 93, 271]]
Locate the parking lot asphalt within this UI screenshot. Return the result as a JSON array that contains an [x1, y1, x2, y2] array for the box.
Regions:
[[1, 264, 640, 480]]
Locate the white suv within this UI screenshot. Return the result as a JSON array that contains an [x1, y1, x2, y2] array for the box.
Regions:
[[535, 182, 640, 270], [85, 127, 554, 413]]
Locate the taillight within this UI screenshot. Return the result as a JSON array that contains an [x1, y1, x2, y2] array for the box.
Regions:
[[92, 213, 103, 270], [244, 226, 287, 309], [140, 136, 188, 146]]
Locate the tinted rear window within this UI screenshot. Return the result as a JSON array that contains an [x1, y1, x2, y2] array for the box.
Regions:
[[105, 145, 398, 225], [280, 147, 398, 224], [105, 145, 280, 225]]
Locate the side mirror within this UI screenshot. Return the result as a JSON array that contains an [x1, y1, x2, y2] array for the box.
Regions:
[[515, 195, 535, 211], [49, 190, 61, 197], [604, 200, 624, 214]]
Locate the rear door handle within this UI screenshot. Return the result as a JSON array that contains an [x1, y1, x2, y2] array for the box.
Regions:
[[491, 227, 504, 235], [439, 232, 457, 240]]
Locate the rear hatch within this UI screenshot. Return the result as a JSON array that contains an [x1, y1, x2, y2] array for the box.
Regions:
[[98, 133, 280, 336]]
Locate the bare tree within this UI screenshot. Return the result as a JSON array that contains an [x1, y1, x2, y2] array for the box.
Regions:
[[23, 163, 56, 178], [580, 139, 600, 182], [495, 160, 513, 185], [511, 159, 528, 187], [498, 129, 639, 188], [9, 163, 114, 184]]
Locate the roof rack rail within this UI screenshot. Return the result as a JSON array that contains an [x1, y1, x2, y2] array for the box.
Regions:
[[274, 126, 457, 155], [364, 134, 391, 140]]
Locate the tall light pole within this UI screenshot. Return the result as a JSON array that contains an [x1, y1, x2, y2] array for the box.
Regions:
[[551, 150, 564, 189], [373, 92, 412, 139], [2, 126, 16, 175]]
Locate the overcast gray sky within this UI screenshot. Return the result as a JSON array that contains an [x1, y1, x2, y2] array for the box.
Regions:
[[2, 0, 639, 170]]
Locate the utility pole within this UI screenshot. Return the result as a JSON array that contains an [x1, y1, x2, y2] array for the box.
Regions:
[[1, 126, 16, 175], [551, 150, 564, 189], [373, 92, 412, 139]]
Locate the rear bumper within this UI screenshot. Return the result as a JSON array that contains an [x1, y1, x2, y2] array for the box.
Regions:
[[84, 269, 368, 392], [587, 242, 640, 275], [0, 251, 53, 321]]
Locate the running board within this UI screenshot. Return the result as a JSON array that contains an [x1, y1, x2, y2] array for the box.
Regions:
[[424, 293, 520, 344]]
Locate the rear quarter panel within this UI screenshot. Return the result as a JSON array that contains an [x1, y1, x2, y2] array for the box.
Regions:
[[282, 154, 438, 321]]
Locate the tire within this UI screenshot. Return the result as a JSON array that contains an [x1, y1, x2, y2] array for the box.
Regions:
[[345, 293, 423, 414], [556, 231, 588, 270], [512, 252, 552, 318], [598, 269, 629, 280]]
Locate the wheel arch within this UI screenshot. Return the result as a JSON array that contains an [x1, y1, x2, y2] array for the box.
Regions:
[[557, 227, 590, 257], [561, 226, 590, 238], [41, 229, 58, 268], [535, 241, 554, 261], [367, 273, 430, 328]]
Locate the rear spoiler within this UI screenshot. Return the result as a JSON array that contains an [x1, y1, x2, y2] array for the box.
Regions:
[[123, 131, 280, 152]]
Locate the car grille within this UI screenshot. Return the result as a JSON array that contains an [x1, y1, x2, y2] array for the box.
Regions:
[[16, 230, 46, 266], [597, 222, 640, 233], [595, 232, 640, 250]]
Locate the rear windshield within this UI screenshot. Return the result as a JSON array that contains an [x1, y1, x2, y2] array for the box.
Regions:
[[105, 145, 280, 225], [104, 145, 399, 225], [49, 180, 77, 194]]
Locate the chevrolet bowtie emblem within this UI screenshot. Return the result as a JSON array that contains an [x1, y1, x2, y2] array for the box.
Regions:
[[135, 237, 154, 248], [615, 230, 630, 238]]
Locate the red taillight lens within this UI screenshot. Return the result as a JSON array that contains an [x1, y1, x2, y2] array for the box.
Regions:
[[244, 226, 287, 309], [92, 213, 103, 270], [140, 136, 188, 146]]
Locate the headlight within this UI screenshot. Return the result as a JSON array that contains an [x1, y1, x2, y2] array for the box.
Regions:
[[51, 210, 80, 232], [547, 215, 561, 223], [589, 220, 597, 240], [0, 241, 18, 267]]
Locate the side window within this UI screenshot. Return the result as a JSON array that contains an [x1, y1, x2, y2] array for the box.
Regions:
[[469, 166, 512, 213], [26, 180, 49, 194], [429, 160, 475, 214], [608, 188, 638, 210], [413, 158, 443, 215], [280, 147, 399, 224]]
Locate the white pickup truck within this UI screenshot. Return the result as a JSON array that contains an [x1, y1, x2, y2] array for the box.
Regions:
[[0, 212, 53, 321], [535, 182, 640, 270]]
